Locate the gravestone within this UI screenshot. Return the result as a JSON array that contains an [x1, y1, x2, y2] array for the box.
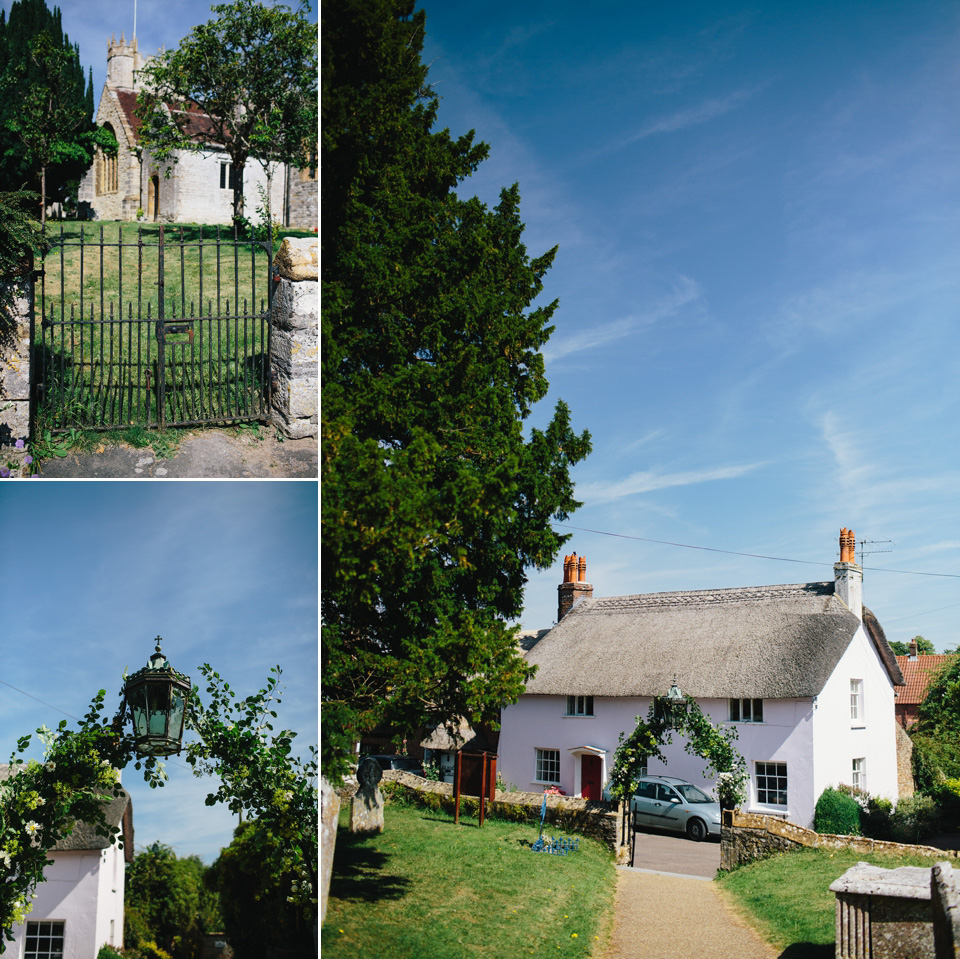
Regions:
[[350, 757, 384, 835]]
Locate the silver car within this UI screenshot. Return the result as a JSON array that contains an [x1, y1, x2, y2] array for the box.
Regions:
[[627, 775, 721, 841]]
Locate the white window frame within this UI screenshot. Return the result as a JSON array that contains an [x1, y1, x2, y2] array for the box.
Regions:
[[850, 679, 864, 724], [729, 698, 764, 723], [755, 761, 788, 807], [24, 920, 65, 959], [565, 695, 594, 716], [535, 748, 560, 784], [852, 757, 866, 792]]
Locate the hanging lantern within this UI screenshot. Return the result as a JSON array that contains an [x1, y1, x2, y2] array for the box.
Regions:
[[662, 677, 687, 730], [123, 636, 191, 757]]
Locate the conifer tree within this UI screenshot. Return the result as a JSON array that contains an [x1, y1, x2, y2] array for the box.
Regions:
[[322, 0, 592, 779]]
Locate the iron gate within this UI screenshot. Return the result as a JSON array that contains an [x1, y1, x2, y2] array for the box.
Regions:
[[31, 223, 274, 432]]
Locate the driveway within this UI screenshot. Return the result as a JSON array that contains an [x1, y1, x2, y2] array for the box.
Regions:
[[628, 827, 720, 879]]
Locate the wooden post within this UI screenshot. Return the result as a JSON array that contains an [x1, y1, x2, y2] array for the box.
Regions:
[[454, 750, 462, 824], [478, 753, 487, 828]]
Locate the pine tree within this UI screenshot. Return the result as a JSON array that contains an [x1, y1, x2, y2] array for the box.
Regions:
[[322, 0, 592, 779]]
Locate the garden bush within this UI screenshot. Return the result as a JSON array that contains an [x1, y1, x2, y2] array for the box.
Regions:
[[890, 794, 943, 844], [932, 778, 960, 831], [814, 787, 861, 835], [861, 796, 894, 840]]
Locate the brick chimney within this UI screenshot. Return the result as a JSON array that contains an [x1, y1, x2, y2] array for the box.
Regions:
[[834, 527, 862, 620], [557, 552, 593, 622]]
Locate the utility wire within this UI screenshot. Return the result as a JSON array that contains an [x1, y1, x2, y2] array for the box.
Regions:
[[553, 523, 960, 579]]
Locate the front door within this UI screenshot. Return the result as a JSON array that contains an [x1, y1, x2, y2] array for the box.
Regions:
[[581, 754, 601, 800]]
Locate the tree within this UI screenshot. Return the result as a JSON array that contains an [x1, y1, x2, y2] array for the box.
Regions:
[[321, 0, 592, 781], [0, 0, 104, 219], [124, 843, 220, 959], [209, 821, 315, 959], [889, 635, 936, 656], [136, 0, 318, 228]]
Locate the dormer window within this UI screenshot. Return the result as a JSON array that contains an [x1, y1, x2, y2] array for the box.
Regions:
[[565, 695, 594, 716]]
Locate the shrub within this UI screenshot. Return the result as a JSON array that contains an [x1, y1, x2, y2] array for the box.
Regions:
[[97, 948, 124, 959], [912, 735, 942, 795], [890, 794, 942, 844], [860, 796, 894, 840], [932, 778, 960, 831], [814, 787, 861, 835]]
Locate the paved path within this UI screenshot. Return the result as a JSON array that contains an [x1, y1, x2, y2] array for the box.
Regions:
[[602, 867, 779, 959]]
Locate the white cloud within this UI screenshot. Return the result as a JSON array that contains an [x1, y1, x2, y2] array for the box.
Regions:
[[576, 461, 766, 506]]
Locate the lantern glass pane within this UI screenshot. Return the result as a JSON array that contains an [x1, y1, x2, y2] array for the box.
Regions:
[[169, 688, 186, 740], [147, 682, 169, 736], [128, 684, 150, 738]]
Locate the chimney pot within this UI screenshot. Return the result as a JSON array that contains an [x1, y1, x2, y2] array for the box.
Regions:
[[557, 551, 593, 622], [839, 528, 856, 564]]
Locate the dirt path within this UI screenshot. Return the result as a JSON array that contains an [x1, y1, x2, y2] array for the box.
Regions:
[[601, 868, 779, 959]]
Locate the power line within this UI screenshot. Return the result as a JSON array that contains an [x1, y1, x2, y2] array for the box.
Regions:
[[553, 523, 960, 580]]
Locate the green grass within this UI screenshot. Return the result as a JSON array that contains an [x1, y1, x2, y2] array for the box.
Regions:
[[717, 846, 950, 956], [321, 799, 616, 959]]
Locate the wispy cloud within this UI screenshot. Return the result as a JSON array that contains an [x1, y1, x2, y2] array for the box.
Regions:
[[543, 277, 702, 363], [576, 461, 766, 506]]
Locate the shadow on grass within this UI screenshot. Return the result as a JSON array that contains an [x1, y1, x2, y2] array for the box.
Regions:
[[329, 829, 412, 904], [777, 944, 834, 959]]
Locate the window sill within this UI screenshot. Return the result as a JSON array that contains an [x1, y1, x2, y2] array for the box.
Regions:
[[562, 714, 595, 718]]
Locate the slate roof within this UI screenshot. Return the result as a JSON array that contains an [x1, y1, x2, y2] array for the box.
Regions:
[[523, 581, 904, 699], [894, 654, 957, 705], [0, 765, 133, 858]]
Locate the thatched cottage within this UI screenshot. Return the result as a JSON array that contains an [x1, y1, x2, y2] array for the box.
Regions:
[[1, 766, 133, 958], [497, 529, 905, 829], [78, 34, 317, 228]]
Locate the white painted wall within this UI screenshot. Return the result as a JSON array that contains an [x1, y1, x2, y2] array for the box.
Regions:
[[811, 624, 899, 809], [8, 848, 123, 958]]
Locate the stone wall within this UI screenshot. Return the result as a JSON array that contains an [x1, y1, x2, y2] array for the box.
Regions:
[[898, 722, 916, 799], [0, 277, 32, 469], [270, 238, 318, 438], [721, 809, 960, 871], [380, 770, 621, 853]]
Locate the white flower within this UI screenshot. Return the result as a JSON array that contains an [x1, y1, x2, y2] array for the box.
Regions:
[[44, 762, 55, 773], [24, 821, 40, 838], [0, 851, 11, 868]]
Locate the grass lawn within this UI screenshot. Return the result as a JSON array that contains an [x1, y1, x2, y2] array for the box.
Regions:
[[717, 846, 950, 957], [321, 799, 617, 959]]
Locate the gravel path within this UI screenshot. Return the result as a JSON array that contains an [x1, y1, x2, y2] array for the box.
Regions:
[[601, 867, 780, 959]]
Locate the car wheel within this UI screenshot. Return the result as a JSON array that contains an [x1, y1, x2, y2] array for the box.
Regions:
[[686, 818, 707, 842]]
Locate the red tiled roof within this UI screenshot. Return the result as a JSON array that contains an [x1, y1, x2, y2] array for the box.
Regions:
[[115, 89, 143, 139], [894, 654, 957, 704]]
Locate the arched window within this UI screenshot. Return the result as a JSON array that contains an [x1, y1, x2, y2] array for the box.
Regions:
[[97, 124, 118, 195]]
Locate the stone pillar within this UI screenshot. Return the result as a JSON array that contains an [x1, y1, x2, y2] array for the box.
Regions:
[[0, 275, 33, 472], [271, 237, 317, 438], [320, 777, 340, 926]]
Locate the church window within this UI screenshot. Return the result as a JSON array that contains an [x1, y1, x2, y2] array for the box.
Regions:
[[96, 124, 118, 195], [220, 162, 241, 190]]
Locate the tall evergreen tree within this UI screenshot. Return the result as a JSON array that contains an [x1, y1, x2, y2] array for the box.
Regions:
[[0, 0, 108, 216], [322, 0, 592, 779]]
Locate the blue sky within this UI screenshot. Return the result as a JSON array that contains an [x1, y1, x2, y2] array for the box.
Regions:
[[0, 483, 318, 863], [0, 0, 318, 101], [419, 1, 960, 649]]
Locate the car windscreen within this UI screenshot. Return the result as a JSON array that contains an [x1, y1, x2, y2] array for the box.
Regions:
[[674, 783, 712, 803]]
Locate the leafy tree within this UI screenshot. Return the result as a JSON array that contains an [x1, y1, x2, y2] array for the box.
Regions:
[[124, 843, 220, 959], [136, 0, 318, 228], [0, 0, 103, 219], [321, 0, 592, 782], [0, 189, 44, 314], [889, 635, 936, 656], [209, 820, 314, 959]]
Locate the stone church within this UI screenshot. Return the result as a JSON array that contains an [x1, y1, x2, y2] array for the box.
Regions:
[[78, 34, 317, 228]]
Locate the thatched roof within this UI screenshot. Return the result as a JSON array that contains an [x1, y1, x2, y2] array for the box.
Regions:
[[420, 718, 488, 752], [0, 765, 134, 860], [523, 582, 904, 699]]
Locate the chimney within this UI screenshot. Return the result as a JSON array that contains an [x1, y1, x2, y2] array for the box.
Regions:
[[557, 552, 593, 622], [834, 527, 862, 620], [909, 637, 918, 660]]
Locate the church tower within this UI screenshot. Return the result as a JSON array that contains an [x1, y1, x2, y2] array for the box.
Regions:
[[106, 33, 146, 91]]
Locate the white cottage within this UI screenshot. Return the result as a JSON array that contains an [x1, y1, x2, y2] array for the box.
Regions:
[[497, 529, 905, 829], [2, 768, 133, 959], [78, 34, 317, 228]]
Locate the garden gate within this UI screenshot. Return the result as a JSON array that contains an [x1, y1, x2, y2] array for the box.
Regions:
[[30, 223, 274, 432]]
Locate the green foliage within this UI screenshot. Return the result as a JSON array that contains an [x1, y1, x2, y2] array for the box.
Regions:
[[97, 947, 124, 959], [0, 189, 44, 318], [860, 796, 894, 840], [0, 690, 167, 946], [136, 0, 317, 226], [930, 778, 960, 832], [889, 794, 943, 844], [814, 787, 862, 835], [321, 0, 592, 782], [889, 636, 936, 655], [185, 665, 317, 926], [209, 821, 314, 959], [0, 2, 104, 220], [916, 656, 960, 736], [124, 843, 220, 959]]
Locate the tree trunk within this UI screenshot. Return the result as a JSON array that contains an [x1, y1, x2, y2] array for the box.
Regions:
[[40, 162, 47, 227], [265, 164, 274, 251], [233, 159, 245, 232]]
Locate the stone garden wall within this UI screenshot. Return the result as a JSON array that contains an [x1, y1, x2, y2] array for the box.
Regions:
[[379, 770, 621, 852], [0, 277, 32, 471], [721, 809, 960, 871]]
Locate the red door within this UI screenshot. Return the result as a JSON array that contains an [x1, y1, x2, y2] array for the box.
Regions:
[[582, 755, 601, 800]]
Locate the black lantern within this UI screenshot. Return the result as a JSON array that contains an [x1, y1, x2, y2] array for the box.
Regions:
[[123, 637, 191, 757], [662, 677, 687, 730]]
